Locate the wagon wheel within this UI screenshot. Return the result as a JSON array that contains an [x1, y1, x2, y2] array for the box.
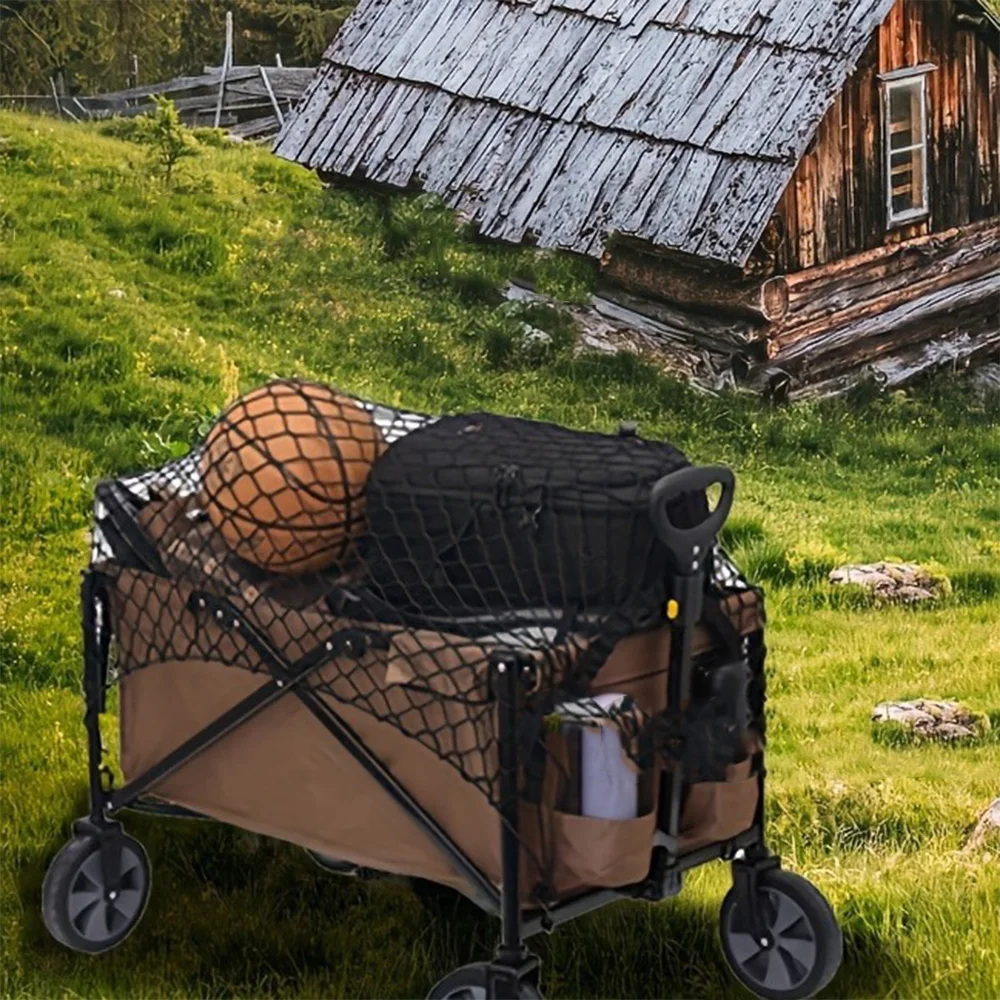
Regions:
[[42, 832, 150, 954], [427, 962, 542, 999], [719, 869, 842, 999]]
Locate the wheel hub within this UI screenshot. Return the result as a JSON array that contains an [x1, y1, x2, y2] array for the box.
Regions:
[[726, 887, 818, 992], [68, 844, 146, 943]]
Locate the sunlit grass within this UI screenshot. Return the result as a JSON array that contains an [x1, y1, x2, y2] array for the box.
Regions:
[[1, 112, 998, 998]]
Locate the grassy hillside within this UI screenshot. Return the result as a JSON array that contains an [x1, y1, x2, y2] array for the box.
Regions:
[[1, 112, 998, 1000]]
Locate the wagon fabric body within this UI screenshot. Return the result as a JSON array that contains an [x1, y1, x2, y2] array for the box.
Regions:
[[42, 386, 843, 999]]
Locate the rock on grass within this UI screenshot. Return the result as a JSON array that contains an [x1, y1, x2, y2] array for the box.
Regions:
[[830, 561, 946, 604], [872, 699, 991, 743], [963, 798, 1000, 852]]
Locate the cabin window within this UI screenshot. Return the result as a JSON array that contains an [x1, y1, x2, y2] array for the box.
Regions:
[[883, 69, 931, 228]]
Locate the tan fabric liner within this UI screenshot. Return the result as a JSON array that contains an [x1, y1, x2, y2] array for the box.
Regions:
[[117, 572, 762, 904]]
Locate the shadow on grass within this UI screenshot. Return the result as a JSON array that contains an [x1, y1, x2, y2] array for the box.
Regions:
[[16, 794, 500, 998], [17, 805, 925, 999]]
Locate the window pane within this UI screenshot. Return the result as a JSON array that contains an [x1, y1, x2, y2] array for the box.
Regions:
[[889, 80, 923, 150], [890, 147, 925, 216]]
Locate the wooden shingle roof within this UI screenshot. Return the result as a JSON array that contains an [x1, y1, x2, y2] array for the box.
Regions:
[[274, 0, 898, 267]]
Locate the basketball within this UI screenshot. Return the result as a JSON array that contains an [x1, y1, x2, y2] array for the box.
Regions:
[[199, 380, 386, 573]]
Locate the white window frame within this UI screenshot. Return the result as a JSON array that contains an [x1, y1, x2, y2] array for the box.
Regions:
[[881, 64, 934, 229]]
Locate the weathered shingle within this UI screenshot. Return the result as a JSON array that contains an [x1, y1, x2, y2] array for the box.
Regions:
[[274, 0, 897, 266]]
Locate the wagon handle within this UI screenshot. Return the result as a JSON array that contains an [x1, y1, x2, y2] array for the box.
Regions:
[[649, 465, 735, 570]]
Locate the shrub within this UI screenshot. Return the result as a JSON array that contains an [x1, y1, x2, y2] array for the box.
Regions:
[[101, 98, 198, 183]]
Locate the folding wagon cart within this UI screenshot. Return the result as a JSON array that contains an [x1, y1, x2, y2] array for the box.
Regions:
[[42, 383, 843, 1000]]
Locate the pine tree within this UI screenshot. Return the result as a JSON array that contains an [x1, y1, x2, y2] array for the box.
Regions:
[[0, 0, 353, 95]]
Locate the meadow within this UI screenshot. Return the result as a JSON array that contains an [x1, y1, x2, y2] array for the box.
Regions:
[[1, 111, 998, 999]]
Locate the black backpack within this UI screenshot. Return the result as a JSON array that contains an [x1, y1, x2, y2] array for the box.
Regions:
[[360, 413, 706, 619]]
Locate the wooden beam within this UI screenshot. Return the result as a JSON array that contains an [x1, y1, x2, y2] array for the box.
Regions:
[[602, 243, 788, 322], [772, 268, 1000, 374], [783, 218, 1000, 314], [257, 66, 285, 127], [788, 320, 1000, 401], [773, 237, 1000, 351], [98, 68, 253, 103]]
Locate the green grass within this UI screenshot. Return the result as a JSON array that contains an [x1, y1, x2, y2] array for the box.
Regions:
[[2, 112, 999, 999]]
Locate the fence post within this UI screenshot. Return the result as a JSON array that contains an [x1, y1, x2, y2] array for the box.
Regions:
[[213, 10, 234, 128], [49, 77, 79, 121]]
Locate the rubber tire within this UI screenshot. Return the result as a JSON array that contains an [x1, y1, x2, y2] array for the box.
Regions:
[[42, 833, 150, 954], [427, 963, 542, 999], [719, 869, 842, 1000]]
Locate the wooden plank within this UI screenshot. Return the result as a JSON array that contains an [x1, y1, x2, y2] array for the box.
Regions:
[[487, 12, 568, 108], [229, 114, 280, 139], [416, 101, 500, 192], [449, 107, 521, 203], [794, 145, 817, 269], [508, 124, 606, 244], [305, 74, 375, 169], [324, 77, 402, 175], [454, 3, 535, 98], [492, 121, 578, 239], [548, 23, 634, 123], [331, 0, 419, 72], [591, 285, 758, 352], [749, 50, 829, 160], [360, 84, 430, 177], [292, 69, 356, 164], [96, 69, 239, 103], [468, 111, 546, 224], [539, 129, 632, 249], [649, 148, 720, 250], [762, 53, 845, 163], [512, 17, 596, 115], [394, 0, 485, 83], [784, 217, 1000, 292], [706, 160, 792, 264], [606, 139, 682, 236], [687, 41, 773, 149], [378, 89, 454, 186], [583, 138, 648, 255], [666, 38, 754, 146], [257, 66, 284, 126], [629, 31, 726, 140], [584, 24, 682, 130], [272, 64, 344, 159], [542, 18, 615, 119], [706, 45, 798, 155]]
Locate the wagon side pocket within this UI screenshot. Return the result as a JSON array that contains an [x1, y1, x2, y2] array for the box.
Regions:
[[520, 716, 658, 902], [678, 758, 759, 853]]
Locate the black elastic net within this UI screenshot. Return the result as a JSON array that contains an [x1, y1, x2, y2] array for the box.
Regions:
[[91, 379, 765, 895]]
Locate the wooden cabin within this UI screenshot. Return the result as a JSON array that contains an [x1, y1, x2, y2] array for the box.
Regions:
[[275, 0, 1000, 398]]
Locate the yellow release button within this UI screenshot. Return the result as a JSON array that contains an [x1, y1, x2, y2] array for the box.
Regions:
[[666, 599, 679, 620]]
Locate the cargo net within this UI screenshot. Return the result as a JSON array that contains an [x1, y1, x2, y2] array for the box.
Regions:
[[93, 379, 764, 824]]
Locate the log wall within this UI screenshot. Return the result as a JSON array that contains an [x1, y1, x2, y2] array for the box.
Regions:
[[766, 217, 1000, 392], [768, 0, 1000, 273]]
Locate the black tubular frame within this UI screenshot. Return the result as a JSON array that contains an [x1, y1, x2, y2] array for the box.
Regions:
[[80, 557, 769, 967]]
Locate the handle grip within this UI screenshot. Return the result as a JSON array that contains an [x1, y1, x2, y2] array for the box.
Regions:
[[649, 465, 735, 568]]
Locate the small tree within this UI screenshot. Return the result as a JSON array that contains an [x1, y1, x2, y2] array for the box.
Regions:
[[136, 97, 198, 183]]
